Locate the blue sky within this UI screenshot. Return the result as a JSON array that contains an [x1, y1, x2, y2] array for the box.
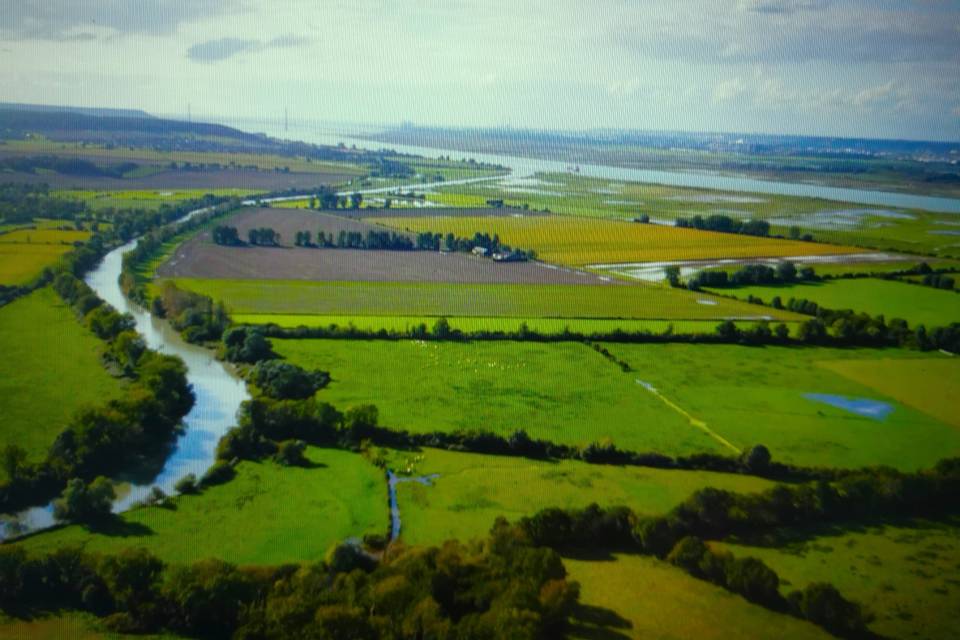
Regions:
[[1, 0, 958, 140]]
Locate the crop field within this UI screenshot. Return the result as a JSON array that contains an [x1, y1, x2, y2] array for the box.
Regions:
[[0, 612, 182, 640], [717, 517, 960, 640], [54, 187, 263, 211], [273, 339, 725, 455], [565, 554, 829, 640], [373, 213, 862, 266], [429, 172, 960, 258], [708, 278, 960, 328], [0, 228, 90, 244], [388, 448, 773, 546], [232, 314, 800, 336], [818, 357, 960, 429], [17, 447, 386, 565], [604, 344, 960, 470], [0, 288, 125, 480], [0, 242, 73, 285], [169, 278, 803, 320]]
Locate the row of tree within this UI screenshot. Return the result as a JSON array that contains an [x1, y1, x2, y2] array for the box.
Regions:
[[674, 214, 771, 237], [304, 188, 363, 210], [0, 527, 579, 638], [684, 261, 816, 290]]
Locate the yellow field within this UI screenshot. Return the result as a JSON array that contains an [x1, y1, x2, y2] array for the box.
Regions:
[[0, 228, 90, 244], [565, 554, 829, 639], [818, 356, 960, 429], [0, 243, 73, 284], [374, 215, 861, 265]]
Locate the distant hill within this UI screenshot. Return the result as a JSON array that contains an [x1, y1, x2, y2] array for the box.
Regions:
[[0, 102, 155, 119]]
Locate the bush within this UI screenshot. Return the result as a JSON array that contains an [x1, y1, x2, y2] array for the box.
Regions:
[[174, 473, 198, 494], [52, 477, 115, 523], [788, 582, 870, 638], [274, 440, 309, 466], [199, 461, 236, 487], [249, 359, 330, 400]]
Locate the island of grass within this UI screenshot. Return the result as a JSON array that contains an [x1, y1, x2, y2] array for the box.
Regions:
[[386, 447, 774, 546], [604, 343, 960, 470], [705, 277, 960, 329], [0, 287, 125, 480], [14, 447, 387, 566], [715, 516, 960, 640]]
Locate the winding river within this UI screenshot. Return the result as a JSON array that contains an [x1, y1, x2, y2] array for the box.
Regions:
[[0, 209, 250, 540]]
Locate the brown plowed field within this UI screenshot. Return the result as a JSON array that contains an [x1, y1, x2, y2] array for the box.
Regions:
[[157, 208, 618, 285]]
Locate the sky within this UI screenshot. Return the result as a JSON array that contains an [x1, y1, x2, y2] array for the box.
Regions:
[[1, 0, 958, 141]]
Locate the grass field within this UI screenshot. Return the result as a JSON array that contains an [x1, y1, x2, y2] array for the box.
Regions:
[[169, 278, 804, 321], [388, 448, 773, 546], [707, 278, 960, 328], [605, 344, 960, 470], [818, 357, 960, 429], [233, 313, 801, 336], [273, 339, 724, 456], [565, 554, 829, 640], [374, 214, 861, 266], [15, 447, 386, 565], [0, 228, 90, 244], [717, 517, 960, 640], [0, 288, 125, 480]]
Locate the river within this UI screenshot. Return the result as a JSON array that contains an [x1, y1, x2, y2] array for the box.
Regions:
[[0, 208, 250, 540], [222, 117, 960, 214]]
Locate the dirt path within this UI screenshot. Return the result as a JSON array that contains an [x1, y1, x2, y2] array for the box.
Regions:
[[635, 379, 740, 453]]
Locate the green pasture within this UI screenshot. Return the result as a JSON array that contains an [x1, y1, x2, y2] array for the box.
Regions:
[[15, 447, 386, 565], [606, 343, 960, 470], [388, 447, 773, 546], [54, 188, 261, 212], [0, 242, 73, 285], [0, 287, 125, 479], [707, 278, 960, 328], [169, 278, 803, 321], [717, 517, 960, 640], [565, 554, 829, 640], [274, 339, 723, 456]]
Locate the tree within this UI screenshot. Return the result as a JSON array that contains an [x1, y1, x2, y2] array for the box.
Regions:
[[1, 443, 27, 480], [740, 444, 771, 473], [174, 473, 198, 494], [275, 439, 308, 466], [350, 192, 363, 209], [788, 583, 869, 637], [775, 261, 797, 282], [53, 476, 116, 523], [664, 265, 681, 287]]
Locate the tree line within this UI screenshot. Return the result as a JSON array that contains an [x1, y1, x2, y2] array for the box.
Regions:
[[674, 214, 773, 238], [682, 260, 816, 290], [0, 525, 579, 639]]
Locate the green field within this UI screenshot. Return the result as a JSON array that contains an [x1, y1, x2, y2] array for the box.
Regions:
[[233, 313, 801, 336], [389, 448, 773, 546], [16, 447, 386, 565], [274, 339, 723, 456], [170, 278, 804, 321], [0, 242, 74, 285], [707, 278, 960, 328], [0, 612, 182, 640], [605, 344, 960, 470], [565, 554, 829, 640], [0, 287, 125, 479], [375, 213, 860, 266], [717, 517, 960, 640]]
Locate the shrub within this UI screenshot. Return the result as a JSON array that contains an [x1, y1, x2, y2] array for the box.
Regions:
[[174, 473, 198, 494], [199, 461, 236, 487], [52, 477, 115, 523]]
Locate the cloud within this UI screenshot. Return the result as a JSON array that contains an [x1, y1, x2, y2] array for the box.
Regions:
[[739, 0, 829, 15], [0, 0, 240, 40], [187, 34, 310, 63]]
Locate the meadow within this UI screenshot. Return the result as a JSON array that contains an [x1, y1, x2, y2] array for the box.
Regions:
[[16, 447, 386, 565], [605, 343, 960, 470], [373, 213, 861, 266], [54, 188, 262, 212], [0, 287, 125, 479], [388, 447, 773, 546], [0, 226, 91, 285], [565, 554, 830, 640], [169, 278, 804, 321], [717, 517, 960, 640], [273, 339, 723, 455], [707, 278, 960, 328]]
